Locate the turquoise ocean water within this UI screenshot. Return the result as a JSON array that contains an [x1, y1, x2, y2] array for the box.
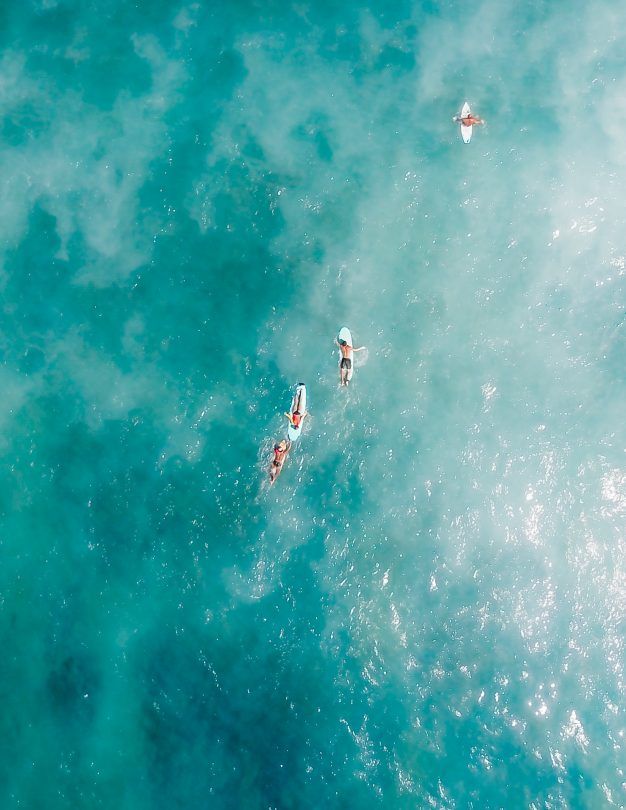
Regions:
[[2, 0, 626, 807]]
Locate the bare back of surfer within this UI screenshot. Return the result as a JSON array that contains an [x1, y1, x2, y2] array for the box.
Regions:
[[269, 439, 290, 484], [337, 338, 365, 387], [456, 113, 483, 127]]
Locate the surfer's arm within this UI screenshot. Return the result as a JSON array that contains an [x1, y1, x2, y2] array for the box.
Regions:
[[284, 412, 294, 425]]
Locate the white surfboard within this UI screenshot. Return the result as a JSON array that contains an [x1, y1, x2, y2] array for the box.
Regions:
[[460, 101, 472, 143], [337, 326, 354, 382], [287, 383, 306, 441]]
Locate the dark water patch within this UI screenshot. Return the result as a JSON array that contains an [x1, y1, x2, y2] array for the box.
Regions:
[[3, 205, 67, 340], [2, 204, 137, 366], [135, 243, 293, 391], [133, 572, 400, 808], [1, 101, 53, 145], [74, 287, 139, 366], [84, 418, 165, 572], [47, 648, 100, 726], [0, 391, 80, 520], [2, 396, 164, 593], [8, 1, 173, 109]]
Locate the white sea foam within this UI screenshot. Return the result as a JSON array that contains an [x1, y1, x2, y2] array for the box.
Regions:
[[0, 35, 186, 288]]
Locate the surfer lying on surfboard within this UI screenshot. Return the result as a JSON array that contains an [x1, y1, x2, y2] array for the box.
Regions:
[[454, 113, 484, 126], [285, 410, 305, 429], [337, 337, 366, 387], [269, 439, 291, 485], [285, 385, 308, 430]]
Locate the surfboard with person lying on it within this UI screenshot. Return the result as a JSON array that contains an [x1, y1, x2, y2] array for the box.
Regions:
[[269, 383, 308, 485], [453, 101, 484, 143], [336, 327, 366, 386], [285, 383, 308, 441]]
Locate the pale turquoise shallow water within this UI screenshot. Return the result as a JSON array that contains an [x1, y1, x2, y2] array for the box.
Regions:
[[1, 1, 626, 807]]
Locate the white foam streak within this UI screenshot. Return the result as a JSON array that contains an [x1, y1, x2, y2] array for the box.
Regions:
[[0, 36, 186, 286]]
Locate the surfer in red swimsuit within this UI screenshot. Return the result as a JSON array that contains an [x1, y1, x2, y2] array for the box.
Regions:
[[269, 439, 291, 484], [285, 386, 308, 428], [285, 410, 306, 429], [456, 113, 484, 126]]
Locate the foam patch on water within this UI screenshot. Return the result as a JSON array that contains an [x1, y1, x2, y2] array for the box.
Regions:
[[0, 34, 186, 287]]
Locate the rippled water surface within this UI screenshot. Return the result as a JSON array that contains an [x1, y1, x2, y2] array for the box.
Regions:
[[1, 0, 626, 807]]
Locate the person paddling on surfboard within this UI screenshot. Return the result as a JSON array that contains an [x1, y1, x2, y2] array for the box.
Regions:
[[285, 384, 308, 429], [285, 409, 306, 429], [454, 112, 484, 127], [336, 337, 366, 386], [269, 439, 291, 484]]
